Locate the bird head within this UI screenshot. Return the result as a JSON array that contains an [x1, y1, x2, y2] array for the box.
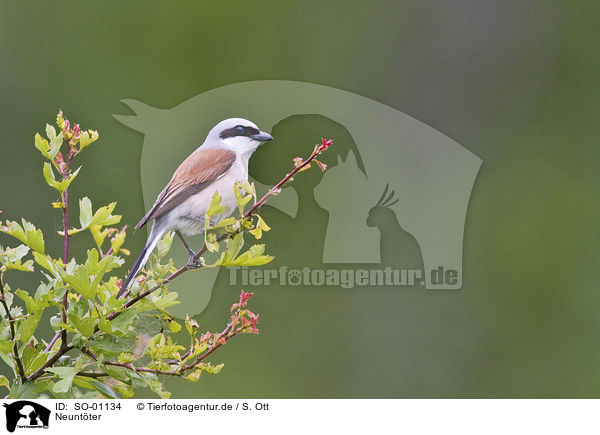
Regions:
[[206, 118, 273, 155]]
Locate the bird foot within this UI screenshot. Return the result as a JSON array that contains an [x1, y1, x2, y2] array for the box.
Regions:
[[186, 256, 204, 270]]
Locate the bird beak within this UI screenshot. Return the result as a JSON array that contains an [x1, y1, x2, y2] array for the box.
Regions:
[[250, 131, 273, 142]]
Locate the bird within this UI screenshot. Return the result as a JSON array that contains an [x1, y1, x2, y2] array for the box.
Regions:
[[116, 118, 273, 298]]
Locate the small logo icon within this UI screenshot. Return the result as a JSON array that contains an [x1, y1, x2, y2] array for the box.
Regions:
[[3, 401, 50, 432]]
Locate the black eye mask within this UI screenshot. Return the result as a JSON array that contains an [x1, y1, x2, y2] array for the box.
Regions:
[[219, 125, 260, 139]]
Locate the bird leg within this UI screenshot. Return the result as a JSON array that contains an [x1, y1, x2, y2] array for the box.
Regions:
[[176, 231, 203, 269]]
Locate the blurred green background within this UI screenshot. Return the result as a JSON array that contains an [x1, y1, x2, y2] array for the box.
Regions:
[[1, 1, 599, 398]]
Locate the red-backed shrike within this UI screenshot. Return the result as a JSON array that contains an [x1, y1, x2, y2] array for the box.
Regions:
[[117, 118, 273, 298]]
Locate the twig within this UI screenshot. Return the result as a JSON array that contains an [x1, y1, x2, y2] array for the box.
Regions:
[[43, 331, 61, 353], [26, 345, 75, 382], [77, 371, 108, 378], [61, 153, 72, 264], [59, 151, 74, 348], [240, 144, 326, 219], [28, 148, 78, 383], [0, 274, 25, 380], [178, 325, 236, 372], [108, 266, 188, 321]]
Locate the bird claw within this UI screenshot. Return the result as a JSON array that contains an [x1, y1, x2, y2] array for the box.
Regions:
[[186, 256, 204, 269]]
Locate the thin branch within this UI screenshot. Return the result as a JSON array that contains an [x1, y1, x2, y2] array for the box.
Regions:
[[108, 266, 188, 320], [28, 151, 79, 382], [240, 144, 326, 219], [61, 162, 70, 265], [77, 371, 108, 378], [26, 345, 74, 382], [0, 273, 25, 380], [44, 331, 61, 353], [59, 150, 74, 348], [178, 325, 236, 373]]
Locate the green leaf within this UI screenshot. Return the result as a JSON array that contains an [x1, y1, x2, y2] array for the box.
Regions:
[[43, 162, 80, 193], [17, 311, 42, 343], [0, 375, 9, 391], [249, 214, 271, 240], [47, 366, 77, 393], [152, 291, 180, 311], [209, 217, 237, 231], [0, 340, 14, 371], [198, 362, 224, 374], [184, 315, 199, 337], [167, 320, 181, 333], [78, 130, 99, 151], [204, 232, 219, 253], [73, 376, 122, 399], [45, 123, 57, 143], [104, 366, 133, 383], [62, 249, 123, 300], [89, 225, 109, 249], [234, 180, 255, 215], [98, 317, 113, 334], [147, 333, 185, 361], [133, 314, 163, 336], [110, 228, 126, 254], [89, 334, 135, 356], [53, 377, 75, 394], [1, 260, 33, 273], [90, 202, 121, 227], [240, 255, 274, 266], [88, 250, 124, 275], [24, 350, 50, 376], [8, 381, 36, 399], [219, 243, 273, 267], [63, 265, 94, 299], [2, 245, 28, 262], [118, 352, 136, 364], [68, 198, 121, 234], [49, 314, 62, 331], [0, 245, 34, 272], [34, 133, 51, 159], [0, 340, 13, 355], [214, 232, 245, 266], [239, 180, 256, 197], [1, 219, 45, 254], [79, 197, 94, 229], [68, 313, 95, 338], [205, 191, 226, 231], [16, 289, 40, 313], [34, 280, 59, 302], [112, 383, 135, 399], [110, 308, 138, 335], [139, 372, 171, 399], [227, 232, 244, 260], [32, 252, 59, 276], [156, 232, 174, 258], [78, 131, 92, 150]]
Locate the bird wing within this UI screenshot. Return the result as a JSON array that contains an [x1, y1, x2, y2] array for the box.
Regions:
[[135, 148, 237, 229]]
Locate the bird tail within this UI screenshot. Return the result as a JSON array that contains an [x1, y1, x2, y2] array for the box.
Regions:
[[117, 223, 165, 298]]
